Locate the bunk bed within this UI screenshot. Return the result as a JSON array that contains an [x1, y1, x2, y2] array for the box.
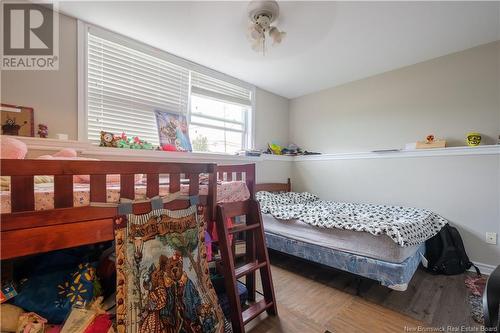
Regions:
[[0, 160, 257, 260]]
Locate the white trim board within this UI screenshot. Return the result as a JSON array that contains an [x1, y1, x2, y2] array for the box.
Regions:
[[470, 261, 497, 276], [5, 136, 499, 163], [80, 147, 291, 163], [294, 145, 500, 162]]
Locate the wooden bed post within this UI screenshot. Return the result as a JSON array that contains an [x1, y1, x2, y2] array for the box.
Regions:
[[207, 163, 217, 223]]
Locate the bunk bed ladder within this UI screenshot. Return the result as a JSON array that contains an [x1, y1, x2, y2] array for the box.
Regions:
[[216, 199, 277, 333]]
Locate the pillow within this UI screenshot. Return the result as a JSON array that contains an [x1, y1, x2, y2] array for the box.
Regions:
[[0, 137, 27, 159], [114, 205, 225, 333]]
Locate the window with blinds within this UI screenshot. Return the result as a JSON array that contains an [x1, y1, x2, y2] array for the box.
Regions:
[[189, 72, 252, 154], [84, 26, 253, 152]]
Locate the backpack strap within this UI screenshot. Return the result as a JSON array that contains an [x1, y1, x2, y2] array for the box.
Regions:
[[470, 263, 481, 276]]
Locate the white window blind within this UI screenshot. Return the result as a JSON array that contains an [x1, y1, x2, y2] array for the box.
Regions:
[[87, 32, 189, 145], [83, 24, 254, 152], [191, 71, 252, 106]]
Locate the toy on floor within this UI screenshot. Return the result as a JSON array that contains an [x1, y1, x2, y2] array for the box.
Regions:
[[1, 304, 25, 332], [1, 281, 18, 303], [16, 312, 47, 333]]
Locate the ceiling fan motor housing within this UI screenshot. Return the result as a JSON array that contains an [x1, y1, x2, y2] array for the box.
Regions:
[[248, 0, 280, 24]]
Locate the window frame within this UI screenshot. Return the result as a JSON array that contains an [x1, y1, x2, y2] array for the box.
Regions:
[[77, 21, 255, 152], [189, 92, 251, 154]]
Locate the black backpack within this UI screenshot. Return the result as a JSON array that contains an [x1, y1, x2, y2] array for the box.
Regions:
[[425, 223, 480, 276]]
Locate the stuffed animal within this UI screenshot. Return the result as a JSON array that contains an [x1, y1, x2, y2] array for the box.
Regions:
[[0, 136, 28, 159], [37, 124, 48, 138], [16, 312, 47, 333], [0, 304, 25, 332], [99, 131, 118, 148]]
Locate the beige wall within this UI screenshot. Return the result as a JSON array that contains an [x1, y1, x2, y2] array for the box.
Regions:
[[290, 41, 500, 268], [1, 9, 78, 139], [255, 88, 289, 151], [290, 41, 500, 152], [293, 156, 500, 267]]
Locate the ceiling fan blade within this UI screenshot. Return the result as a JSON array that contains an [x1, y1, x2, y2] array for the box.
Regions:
[[251, 38, 264, 52], [269, 26, 286, 45], [247, 22, 264, 41]]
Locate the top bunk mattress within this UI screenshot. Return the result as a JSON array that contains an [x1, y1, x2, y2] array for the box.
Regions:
[[262, 213, 420, 263], [0, 180, 250, 214]]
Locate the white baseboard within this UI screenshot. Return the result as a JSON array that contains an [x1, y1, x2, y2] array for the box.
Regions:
[[469, 261, 497, 275]]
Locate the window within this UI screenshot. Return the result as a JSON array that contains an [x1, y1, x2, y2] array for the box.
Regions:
[[189, 72, 252, 154], [81, 24, 254, 152]]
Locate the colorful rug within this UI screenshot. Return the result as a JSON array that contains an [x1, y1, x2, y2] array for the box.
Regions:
[[464, 275, 487, 324]]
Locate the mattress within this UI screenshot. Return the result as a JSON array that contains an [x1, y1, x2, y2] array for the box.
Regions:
[[265, 232, 425, 291], [0, 181, 250, 213], [262, 213, 420, 263]]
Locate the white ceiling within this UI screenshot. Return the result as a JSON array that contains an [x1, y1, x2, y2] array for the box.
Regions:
[[59, 1, 500, 99]]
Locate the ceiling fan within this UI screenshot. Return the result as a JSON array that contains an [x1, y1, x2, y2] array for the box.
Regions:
[[247, 0, 286, 54]]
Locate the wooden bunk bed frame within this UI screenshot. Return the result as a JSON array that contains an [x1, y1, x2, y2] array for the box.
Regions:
[[0, 160, 257, 260]]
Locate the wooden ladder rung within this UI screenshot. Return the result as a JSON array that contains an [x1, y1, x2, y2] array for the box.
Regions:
[[242, 299, 274, 324], [216, 200, 277, 333], [235, 261, 267, 279], [229, 223, 260, 234]]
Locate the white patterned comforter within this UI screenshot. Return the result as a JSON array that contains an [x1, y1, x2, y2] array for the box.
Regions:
[[256, 191, 447, 247]]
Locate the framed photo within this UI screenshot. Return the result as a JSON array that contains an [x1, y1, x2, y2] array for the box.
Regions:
[[1, 104, 34, 137], [154, 110, 192, 152]]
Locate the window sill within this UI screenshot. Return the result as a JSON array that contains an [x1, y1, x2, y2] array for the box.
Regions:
[[3, 135, 291, 163], [81, 146, 292, 162]]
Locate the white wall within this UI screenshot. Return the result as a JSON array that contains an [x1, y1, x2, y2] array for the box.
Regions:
[[289, 42, 500, 268]]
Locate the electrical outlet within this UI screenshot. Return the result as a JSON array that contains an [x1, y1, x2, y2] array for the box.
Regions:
[[486, 232, 497, 245]]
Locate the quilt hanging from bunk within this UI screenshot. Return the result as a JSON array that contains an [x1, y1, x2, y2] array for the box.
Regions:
[[256, 191, 447, 247], [114, 200, 224, 333]]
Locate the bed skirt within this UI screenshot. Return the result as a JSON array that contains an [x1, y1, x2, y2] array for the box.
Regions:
[[265, 232, 425, 291]]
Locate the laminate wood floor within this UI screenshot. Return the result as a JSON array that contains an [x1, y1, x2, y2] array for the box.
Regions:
[[244, 250, 480, 333]]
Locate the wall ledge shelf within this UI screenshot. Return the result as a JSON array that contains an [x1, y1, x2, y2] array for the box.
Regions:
[[293, 145, 500, 162], [4, 136, 498, 163], [1, 135, 292, 163]]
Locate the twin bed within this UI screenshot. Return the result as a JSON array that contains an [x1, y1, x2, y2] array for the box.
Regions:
[[255, 180, 440, 291], [1, 160, 437, 291]]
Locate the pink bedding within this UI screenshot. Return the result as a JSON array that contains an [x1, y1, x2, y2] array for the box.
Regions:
[[0, 181, 250, 213]]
